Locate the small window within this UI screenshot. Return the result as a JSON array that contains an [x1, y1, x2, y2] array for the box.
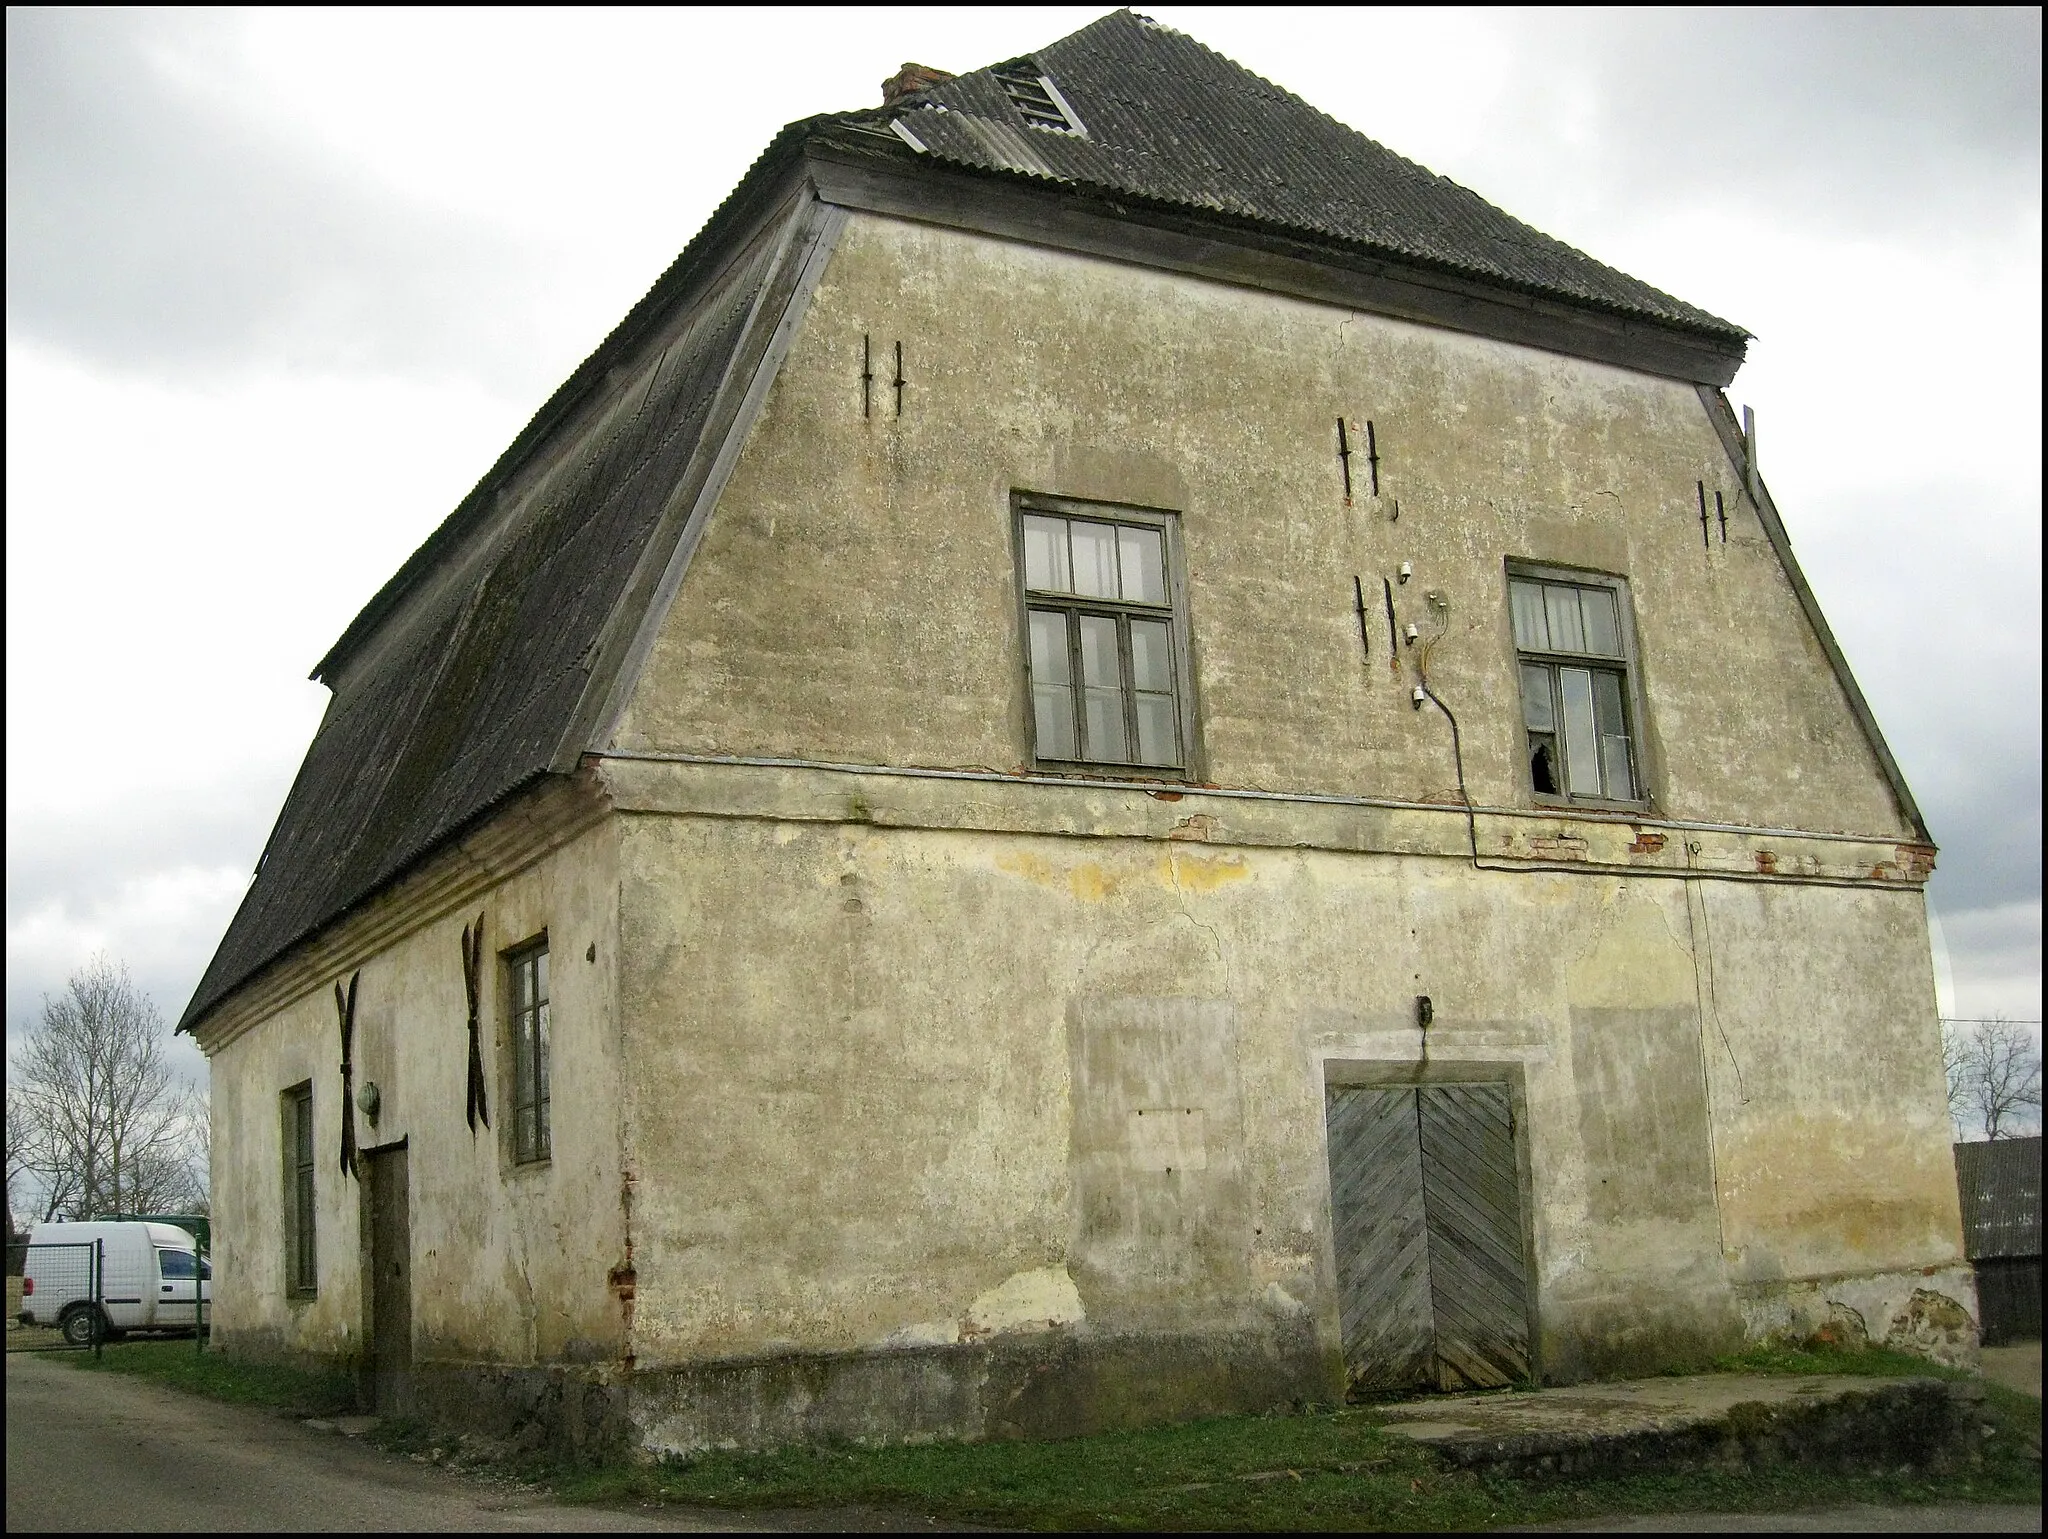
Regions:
[[157, 1249, 198, 1279], [1018, 499, 1190, 772], [992, 60, 1084, 135], [1509, 570, 1642, 804], [507, 939, 551, 1164], [281, 1082, 316, 1295]]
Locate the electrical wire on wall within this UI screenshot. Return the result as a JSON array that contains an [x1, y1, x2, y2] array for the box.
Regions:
[[1409, 590, 1487, 870], [1405, 588, 1878, 891]]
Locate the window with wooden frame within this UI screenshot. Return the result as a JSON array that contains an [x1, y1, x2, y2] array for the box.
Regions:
[[1017, 496, 1193, 773], [281, 1082, 316, 1296], [506, 938, 550, 1164], [1509, 567, 1645, 805]]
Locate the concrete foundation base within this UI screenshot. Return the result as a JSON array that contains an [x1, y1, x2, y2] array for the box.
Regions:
[[1378, 1372, 1990, 1478], [628, 1322, 1338, 1457]]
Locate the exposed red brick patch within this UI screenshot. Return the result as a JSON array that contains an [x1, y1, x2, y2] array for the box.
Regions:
[[1628, 829, 1668, 855], [1754, 850, 1778, 874], [1896, 843, 1938, 880]]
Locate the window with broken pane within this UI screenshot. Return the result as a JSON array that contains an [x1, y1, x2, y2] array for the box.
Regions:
[[1509, 573, 1640, 803], [1018, 501, 1187, 771]]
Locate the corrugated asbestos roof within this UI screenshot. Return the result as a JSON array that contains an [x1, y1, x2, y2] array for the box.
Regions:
[[880, 10, 1744, 340], [1955, 1136, 2043, 1260], [179, 230, 787, 1032], [183, 11, 1748, 1033]]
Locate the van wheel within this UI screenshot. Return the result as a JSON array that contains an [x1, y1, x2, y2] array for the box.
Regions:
[[59, 1306, 103, 1347]]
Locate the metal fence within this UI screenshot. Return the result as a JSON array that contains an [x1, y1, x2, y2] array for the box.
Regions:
[[6, 1240, 105, 1356]]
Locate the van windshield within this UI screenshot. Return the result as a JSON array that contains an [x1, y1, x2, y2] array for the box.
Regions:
[[157, 1249, 198, 1279]]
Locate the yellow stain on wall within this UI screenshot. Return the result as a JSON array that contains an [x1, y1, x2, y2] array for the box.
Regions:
[[1164, 851, 1251, 893], [995, 849, 1058, 886]]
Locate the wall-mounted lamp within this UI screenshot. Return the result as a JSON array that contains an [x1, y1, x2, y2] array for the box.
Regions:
[[357, 1081, 381, 1128]]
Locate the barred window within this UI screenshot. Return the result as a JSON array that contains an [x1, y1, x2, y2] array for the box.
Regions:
[[1509, 570, 1643, 804], [1017, 497, 1192, 772], [507, 940, 550, 1164]]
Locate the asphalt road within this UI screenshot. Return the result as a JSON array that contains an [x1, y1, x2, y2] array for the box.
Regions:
[[2, 1352, 956, 1533]]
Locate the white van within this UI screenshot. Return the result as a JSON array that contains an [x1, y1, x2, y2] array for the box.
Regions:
[[19, 1220, 212, 1344]]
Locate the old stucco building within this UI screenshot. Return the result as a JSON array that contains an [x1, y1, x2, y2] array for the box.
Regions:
[[184, 12, 1973, 1455]]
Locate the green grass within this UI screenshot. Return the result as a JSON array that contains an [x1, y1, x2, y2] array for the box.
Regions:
[[540, 1349, 2041, 1531], [1708, 1340, 1973, 1380], [55, 1338, 356, 1416]]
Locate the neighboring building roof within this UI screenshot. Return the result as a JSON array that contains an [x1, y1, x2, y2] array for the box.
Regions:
[[1955, 1136, 2043, 1261], [874, 11, 1745, 343], [183, 11, 1760, 1034]]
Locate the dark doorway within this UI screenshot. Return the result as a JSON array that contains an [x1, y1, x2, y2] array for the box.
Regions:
[[1326, 1083, 1531, 1392], [360, 1144, 412, 1414]]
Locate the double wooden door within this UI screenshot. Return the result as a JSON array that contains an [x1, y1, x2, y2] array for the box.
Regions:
[[1325, 1083, 1531, 1392]]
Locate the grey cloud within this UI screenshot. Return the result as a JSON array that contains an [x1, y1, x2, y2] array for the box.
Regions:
[[5, 9, 563, 387], [1490, 8, 2041, 241], [1789, 474, 2041, 924], [5, 762, 289, 1045]]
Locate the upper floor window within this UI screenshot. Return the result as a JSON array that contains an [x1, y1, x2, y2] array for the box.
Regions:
[[507, 939, 550, 1164], [1016, 498, 1191, 772], [1509, 569, 1642, 804]]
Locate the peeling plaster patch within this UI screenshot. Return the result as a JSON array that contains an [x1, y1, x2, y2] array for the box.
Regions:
[[964, 1266, 1084, 1336], [882, 1319, 961, 1348]]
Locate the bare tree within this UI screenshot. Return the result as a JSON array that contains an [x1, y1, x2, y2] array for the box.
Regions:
[[1944, 1016, 2044, 1141], [9, 957, 206, 1219]]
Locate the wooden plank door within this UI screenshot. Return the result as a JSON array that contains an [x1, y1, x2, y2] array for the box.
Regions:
[[1417, 1084, 1530, 1389], [1325, 1087, 1433, 1390], [1326, 1082, 1531, 1394], [362, 1146, 413, 1414]]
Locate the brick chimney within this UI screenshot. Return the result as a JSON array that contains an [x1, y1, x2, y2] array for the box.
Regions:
[[882, 62, 955, 106]]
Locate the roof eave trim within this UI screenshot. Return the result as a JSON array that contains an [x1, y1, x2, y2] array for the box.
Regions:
[[801, 143, 1747, 386]]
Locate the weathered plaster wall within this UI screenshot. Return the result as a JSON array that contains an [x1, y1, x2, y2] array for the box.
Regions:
[[205, 820, 627, 1373], [616, 212, 1909, 840], [596, 213, 1958, 1448], [614, 796, 1961, 1452]]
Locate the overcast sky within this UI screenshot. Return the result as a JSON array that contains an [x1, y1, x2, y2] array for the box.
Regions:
[[7, 7, 2040, 1088]]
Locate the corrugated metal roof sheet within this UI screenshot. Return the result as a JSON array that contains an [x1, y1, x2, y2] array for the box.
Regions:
[[1955, 1136, 2043, 1260], [884, 11, 1744, 340]]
